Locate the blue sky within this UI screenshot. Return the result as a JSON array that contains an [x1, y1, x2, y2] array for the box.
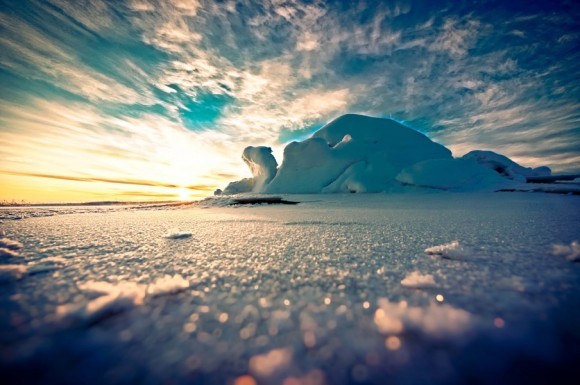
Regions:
[[0, 0, 578, 201]]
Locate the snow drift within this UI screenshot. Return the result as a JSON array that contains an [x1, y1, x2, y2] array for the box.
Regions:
[[219, 114, 551, 194]]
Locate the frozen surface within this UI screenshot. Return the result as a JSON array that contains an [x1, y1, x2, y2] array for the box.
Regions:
[[1, 193, 580, 385]]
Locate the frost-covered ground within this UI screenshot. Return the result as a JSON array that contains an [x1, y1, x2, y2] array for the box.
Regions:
[[1, 193, 579, 385]]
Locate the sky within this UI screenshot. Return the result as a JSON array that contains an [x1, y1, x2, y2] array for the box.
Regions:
[[0, 0, 579, 203]]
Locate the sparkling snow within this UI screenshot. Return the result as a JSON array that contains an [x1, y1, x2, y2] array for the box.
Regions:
[[1, 193, 579, 385]]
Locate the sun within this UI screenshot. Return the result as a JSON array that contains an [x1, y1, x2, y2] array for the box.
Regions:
[[177, 188, 190, 201]]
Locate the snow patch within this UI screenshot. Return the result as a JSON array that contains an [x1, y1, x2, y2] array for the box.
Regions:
[[374, 298, 472, 339], [164, 229, 193, 239], [59, 275, 190, 323], [0, 237, 23, 250], [498, 276, 537, 292], [147, 274, 190, 297], [401, 271, 437, 289], [551, 241, 580, 262], [58, 280, 147, 323], [425, 241, 472, 260], [0, 264, 27, 281], [39, 256, 68, 264], [0, 247, 20, 258], [249, 348, 293, 378]]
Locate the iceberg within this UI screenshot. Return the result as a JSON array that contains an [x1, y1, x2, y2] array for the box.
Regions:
[[219, 114, 552, 194]]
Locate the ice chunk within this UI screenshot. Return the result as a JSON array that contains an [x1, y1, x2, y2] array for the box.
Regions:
[[0, 237, 23, 250], [78, 280, 147, 303], [374, 298, 472, 338], [497, 276, 537, 292], [147, 274, 190, 297], [164, 229, 193, 239], [59, 275, 191, 323], [425, 240, 472, 260], [58, 280, 147, 323], [39, 256, 68, 264], [401, 271, 437, 289], [551, 241, 580, 262], [397, 158, 510, 191], [0, 264, 27, 281], [223, 178, 254, 195], [249, 348, 292, 377], [0, 247, 20, 258]]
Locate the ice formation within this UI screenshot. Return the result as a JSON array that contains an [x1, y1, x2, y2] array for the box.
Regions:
[[219, 114, 551, 194], [462, 150, 551, 182], [0, 264, 27, 281], [400, 271, 437, 289], [0, 237, 23, 259], [425, 240, 472, 260], [0, 237, 23, 250], [249, 348, 293, 378], [396, 158, 509, 191], [164, 228, 193, 239], [223, 146, 278, 194], [58, 280, 148, 324], [0, 247, 20, 258], [374, 298, 473, 338], [551, 241, 580, 262], [58, 276, 191, 323], [147, 274, 190, 297]]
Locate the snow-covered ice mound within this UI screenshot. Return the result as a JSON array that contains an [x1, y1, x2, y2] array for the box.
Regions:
[[400, 271, 438, 289], [462, 150, 551, 182], [551, 241, 580, 262], [425, 240, 472, 260], [0, 237, 23, 250], [373, 298, 473, 339], [164, 228, 193, 239], [223, 114, 452, 194], [220, 114, 553, 194], [396, 158, 510, 191], [0, 264, 27, 281]]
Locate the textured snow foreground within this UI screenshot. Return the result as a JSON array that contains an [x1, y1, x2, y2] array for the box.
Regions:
[[1, 193, 580, 385]]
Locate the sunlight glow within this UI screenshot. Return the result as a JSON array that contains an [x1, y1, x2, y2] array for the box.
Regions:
[[177, 188, 190, 201]]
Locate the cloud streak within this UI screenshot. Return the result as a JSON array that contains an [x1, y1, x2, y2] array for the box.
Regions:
[[0, 170, 183, 189]]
